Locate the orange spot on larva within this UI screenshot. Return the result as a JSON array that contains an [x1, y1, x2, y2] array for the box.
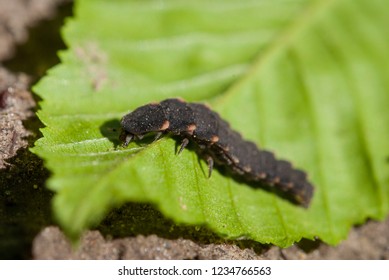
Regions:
[[273, 177, 281, 184], [243, 166, 252, 173], [258, 172, 266, 179], [187, 124, 196, 134], [211, 135, 219, 143], [160, 120, 170, 130]]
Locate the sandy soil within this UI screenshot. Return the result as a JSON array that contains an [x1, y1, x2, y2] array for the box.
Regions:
[[1, 0, 388, 260]]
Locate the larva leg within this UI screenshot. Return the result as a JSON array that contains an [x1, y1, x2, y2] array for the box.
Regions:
[[121, 133, 133, 147], [152, 132, 163, 143], [204, 155, 214, 178], [177, 138, 190, 155]]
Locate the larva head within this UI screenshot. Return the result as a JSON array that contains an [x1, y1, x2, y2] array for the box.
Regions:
[[120, 103, 169, 146]]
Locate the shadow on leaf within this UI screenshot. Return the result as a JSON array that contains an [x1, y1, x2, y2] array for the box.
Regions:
[[99, 118, 122, 148]]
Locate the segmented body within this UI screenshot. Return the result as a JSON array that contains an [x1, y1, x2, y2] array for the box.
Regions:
[[120, 98, 313, 206]]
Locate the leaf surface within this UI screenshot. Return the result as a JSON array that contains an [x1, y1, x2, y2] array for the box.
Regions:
[[32, 0, 389, 246]]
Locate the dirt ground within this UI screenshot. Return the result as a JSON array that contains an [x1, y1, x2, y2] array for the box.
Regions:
[[1, 0, 389, 260]]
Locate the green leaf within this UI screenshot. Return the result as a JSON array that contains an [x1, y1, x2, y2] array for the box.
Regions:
[[32, 0, 389, 246]]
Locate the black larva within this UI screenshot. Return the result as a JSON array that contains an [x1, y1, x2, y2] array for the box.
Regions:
[[120, 98, 314, 207]]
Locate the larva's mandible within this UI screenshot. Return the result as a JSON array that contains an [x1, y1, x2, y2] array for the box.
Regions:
[[120, 98, 314, 206]]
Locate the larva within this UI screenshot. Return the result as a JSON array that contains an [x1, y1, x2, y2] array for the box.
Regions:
[[120, 98, 314, 207]]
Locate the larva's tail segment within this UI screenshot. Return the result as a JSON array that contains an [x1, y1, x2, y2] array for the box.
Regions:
[[212, 117, 314, 207], [253, 150, 314, 207]]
